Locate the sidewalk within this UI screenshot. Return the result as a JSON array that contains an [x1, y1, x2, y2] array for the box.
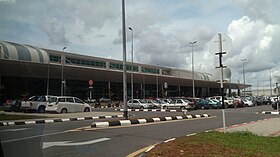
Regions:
[[223, 118, 280, 137]]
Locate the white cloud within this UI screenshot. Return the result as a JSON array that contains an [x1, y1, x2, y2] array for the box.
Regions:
[[0, 0, 280, 90]]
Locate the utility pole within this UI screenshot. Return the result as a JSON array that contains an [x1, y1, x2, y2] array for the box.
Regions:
[[122, 0, 128, 119], [215, 33, 227, 109]]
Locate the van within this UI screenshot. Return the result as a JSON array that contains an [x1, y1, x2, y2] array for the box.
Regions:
[[46, 96, 91, 113]]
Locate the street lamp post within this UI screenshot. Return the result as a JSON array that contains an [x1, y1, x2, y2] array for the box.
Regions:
[[241, 58, 247, 96], [156, 64, 159, 99], [61, 46, 66, 96], [122, 0, 128, 119], [129, 27, 133, 105], [189, 41, 197, 98]]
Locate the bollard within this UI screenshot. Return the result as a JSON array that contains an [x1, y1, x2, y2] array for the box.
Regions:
[[222, 109, 226, 133]]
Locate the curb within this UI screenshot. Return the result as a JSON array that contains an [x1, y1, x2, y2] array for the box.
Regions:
[[91, 114, 210, 128], [261, 111, 280, 114], [114, 109, 187, 112], [138, 130, 213, 157], [92, 106, 123, 109], [215, 118, 270, 132], [0, 114, 124, 127]]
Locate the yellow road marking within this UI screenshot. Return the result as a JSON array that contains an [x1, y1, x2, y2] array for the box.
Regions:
[[126, 144, 156, 157]]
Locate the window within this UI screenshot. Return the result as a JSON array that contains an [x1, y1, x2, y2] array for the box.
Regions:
[[29, 96, 39, 101], [110, 63, 123, 70], [66, 98, 74, 103], [74, 98, 84, 104], [49, 55, 61, 62], [58, 98, 65, 102], [48, 97, 57, 103], [38, 96, 46, 102], [177, 100, 183, 103], [142, 67, 159, 74]]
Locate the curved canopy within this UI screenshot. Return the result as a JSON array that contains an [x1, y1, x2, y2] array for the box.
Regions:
[[0, 41, 49, 63]]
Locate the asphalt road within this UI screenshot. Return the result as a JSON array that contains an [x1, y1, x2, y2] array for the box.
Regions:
[[0, 105, 278, 157]]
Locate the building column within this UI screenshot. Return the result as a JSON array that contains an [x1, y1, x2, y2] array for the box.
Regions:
[[108, 81, 111, 100], [140, 82, 143, 99], [178, 85, 181, 97]]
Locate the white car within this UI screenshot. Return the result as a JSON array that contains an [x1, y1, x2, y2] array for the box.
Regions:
[[21, 95, 57, 113], [127, 99, 155, 109], [162, 99, 194, 110], [210, 96, 234, 108], [46, 96, 91, 113], [243, 99, 254, 107]]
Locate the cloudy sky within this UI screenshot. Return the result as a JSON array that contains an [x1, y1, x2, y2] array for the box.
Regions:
[[1, 0, 280, 90]]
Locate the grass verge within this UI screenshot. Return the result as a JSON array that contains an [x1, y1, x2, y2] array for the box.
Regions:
[[0, 113, 46, 121], [146, 131, 280, 157]]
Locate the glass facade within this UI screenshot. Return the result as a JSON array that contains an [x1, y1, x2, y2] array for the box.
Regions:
[[142, 67, 159, 74], [66, 57, 106, 68], [49, 55, 61, 62], [110, 63, 138, 72]]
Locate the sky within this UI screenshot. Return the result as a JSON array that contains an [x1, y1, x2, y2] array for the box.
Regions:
[[0, 0, 280, 91]]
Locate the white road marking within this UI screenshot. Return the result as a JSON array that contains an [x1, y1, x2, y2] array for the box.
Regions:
[[2, 131, 66, 143], [0, 128, 30, 132], [42, 138, 111, 149]]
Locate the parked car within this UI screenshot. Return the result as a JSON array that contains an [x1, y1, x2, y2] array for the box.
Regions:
[[46, 96, 91, 113], [99, 97, 111, 102], [162, 99, 194, 110], [210, 96, 234, 108], [155, 99, 170, 109], [262, 97, 272, 105], [21, 95, 57, 113], [242, 99, 254, 107], [206, 99, 222, 109], [195, 99, 210, 109], [186, 98, 199, 107], [127, 99, 155, 109], [271, 101, 280, 110], [252, 96, 263, 106], [3, 99, 22, 112], [146, 99, 161, 108], [233, 97, 244, 108]]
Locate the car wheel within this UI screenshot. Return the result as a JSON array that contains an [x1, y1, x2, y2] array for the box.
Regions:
[[180, 106, 186, 110], [84, 107, 90, 112], [140, 106, 144, 109], [201, 106, 205, 110], [61, 108, 67, 113], [38, 106, 45, 113]]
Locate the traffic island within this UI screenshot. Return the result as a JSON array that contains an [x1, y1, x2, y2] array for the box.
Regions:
[[0, 114, 124, 127], [141, 131, 280, 157], [114, 108, 187, 112], [91, 114, 210, 128]]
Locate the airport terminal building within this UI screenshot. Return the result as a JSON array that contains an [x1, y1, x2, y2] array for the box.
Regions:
[[0, 41, 247, 102]]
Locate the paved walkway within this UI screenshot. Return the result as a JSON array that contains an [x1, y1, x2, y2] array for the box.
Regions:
[[225, 118, 280, 137]]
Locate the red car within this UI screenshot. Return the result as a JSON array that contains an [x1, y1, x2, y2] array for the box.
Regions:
[[233, 98, 245, 108]]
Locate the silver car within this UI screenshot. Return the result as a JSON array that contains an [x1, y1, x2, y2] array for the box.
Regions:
[[127, 99, 155, 109]]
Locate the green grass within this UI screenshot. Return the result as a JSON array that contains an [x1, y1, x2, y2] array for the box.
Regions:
[[0, 113, 46, 121], [146, 131, 280, 157]]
